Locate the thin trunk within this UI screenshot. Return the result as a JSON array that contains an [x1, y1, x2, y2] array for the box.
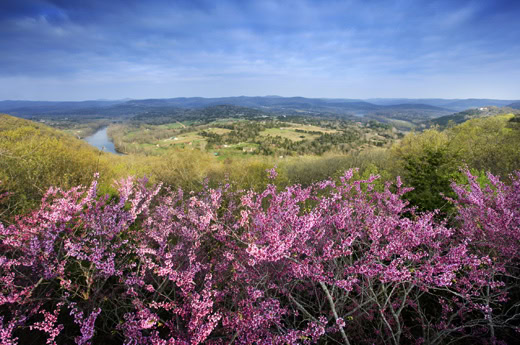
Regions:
[[320, 281, 351, 345]]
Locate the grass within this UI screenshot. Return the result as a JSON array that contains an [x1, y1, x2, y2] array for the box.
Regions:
[[213, 142, 260, 160], [259, 123, 338, 142], [157, 122, 186, 129], [205, 127, 232, 135], [163, 132, 205, 145], [386, 119, 415, 130], [260, 128, 318, 141], [210, 118, 246, 123], [289, 124, 337, 133]]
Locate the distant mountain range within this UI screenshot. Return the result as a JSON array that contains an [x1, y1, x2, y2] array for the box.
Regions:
[[1, 96, 518, 122], [367, 98, 517, 111], [0, 100, 125, 114]]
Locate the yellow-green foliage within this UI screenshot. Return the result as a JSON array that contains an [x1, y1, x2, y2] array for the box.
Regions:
[[283, 148, 392, 187], [390, 129, 453, 176], [150, 149, 289, 192], [0, 115, 113, 219], [150, 149, 214, 191], [220, 158, 289, 191], [392, 114, 520, 176], [390, 114, 520, 211], [391, 129, 449, 158], [392, 114, 520, 178], [447, 114, 520, 176]]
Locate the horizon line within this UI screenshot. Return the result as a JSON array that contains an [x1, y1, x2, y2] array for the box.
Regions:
[[1, 95, 518, 103]]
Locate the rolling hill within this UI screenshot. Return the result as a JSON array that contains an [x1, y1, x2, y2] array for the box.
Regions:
[[0, 96, 455, 120], [3, 97, 519, 130], [427, 106, 520, 128]]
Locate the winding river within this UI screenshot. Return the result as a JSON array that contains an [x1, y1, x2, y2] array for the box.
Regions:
[[84, 127, 120, 155]]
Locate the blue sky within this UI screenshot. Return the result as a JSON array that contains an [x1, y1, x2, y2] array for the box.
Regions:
[[1, 0, 519, 100]]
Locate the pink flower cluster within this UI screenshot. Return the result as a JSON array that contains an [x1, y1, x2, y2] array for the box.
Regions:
[[1, 169, 519, 344]]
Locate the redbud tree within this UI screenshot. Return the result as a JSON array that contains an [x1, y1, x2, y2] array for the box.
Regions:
[[1, 169, 519, 344]]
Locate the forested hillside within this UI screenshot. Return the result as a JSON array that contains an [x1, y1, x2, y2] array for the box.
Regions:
[[427, 106, 520, 128]]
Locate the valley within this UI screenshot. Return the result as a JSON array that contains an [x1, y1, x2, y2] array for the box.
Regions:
[[4, 96, 519, 161]]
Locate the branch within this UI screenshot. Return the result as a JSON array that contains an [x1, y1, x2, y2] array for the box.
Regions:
[[320, 281, 351, 345]]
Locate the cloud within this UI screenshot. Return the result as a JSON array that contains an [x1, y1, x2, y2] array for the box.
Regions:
[[0, 0, 519, 99]]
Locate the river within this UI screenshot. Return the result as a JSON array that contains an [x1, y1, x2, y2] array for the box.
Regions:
[[84, 127, 120, 154]]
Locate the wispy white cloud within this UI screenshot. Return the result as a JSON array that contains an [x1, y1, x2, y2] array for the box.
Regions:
[[0, 0, 519, 100]]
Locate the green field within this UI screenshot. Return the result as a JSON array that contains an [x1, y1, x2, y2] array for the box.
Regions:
[[258, 124, 336, 141], [205, 127, 232, 135], [157, 122, 188, 129]]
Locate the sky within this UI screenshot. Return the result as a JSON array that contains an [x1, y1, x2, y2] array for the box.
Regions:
[[1, 0, 519, 101]]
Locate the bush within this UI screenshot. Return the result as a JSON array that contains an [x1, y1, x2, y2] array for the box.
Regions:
[[2, 170, 519, 344]]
